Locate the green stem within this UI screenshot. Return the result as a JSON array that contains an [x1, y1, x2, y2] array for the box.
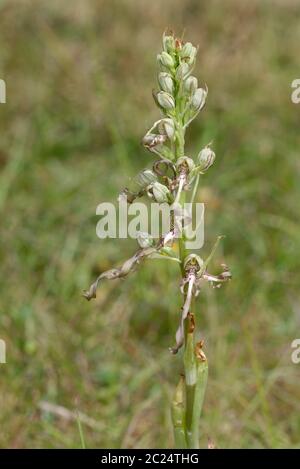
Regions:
[[175, 117, 198, 448], [178, 189, 186, 276], [171, 376, 187, 448], [190, 174, 200, 205], [172, 80, 207, 449], [190, 357, 208, 448], [183, 315, 197, 448]]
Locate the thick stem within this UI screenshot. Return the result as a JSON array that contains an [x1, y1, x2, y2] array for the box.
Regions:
[[171, 375, 187, 448], [175, 118, 199, 448], [172, 77, 206, 449], [183, 314, 197, 448], [176, 125, 200, 448], [190, 355, 208, 448], [178, 189, 186, 276]]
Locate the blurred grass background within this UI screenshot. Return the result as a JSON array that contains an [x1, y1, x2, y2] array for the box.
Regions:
[[0, 0, 300, 448]]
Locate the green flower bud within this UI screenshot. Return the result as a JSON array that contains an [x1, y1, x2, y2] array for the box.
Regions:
[[191, 87, 207, 111], [188, 47, 197, 65], [181, 43, 197, 65], [184, 253, 204, 272], [176, 62, 190, 80], [137, 231, 155, 249], [158, 72, 174, 94], [136, 169, 157, 188], [163, 34, 175, 53], [157, 91, 175, 110], [158, 118, 175, 140], [181, 42, 194, 58], [152, 182, 171, 203], [158, 51, 175, 69], [176, 156, 195, 174], [184, 76, 198, 94], [197, 146, 216, 172], [142, 132, 167, 149]]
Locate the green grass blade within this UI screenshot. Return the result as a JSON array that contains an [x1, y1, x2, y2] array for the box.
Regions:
[[76, 410, 86, 449]]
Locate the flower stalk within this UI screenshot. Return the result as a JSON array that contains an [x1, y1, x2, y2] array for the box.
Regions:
[[83, 31, 231, 449]]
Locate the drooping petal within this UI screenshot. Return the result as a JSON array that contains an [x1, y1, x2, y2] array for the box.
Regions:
[[170, 274, 195, 354], [83, 246, 158, 301], [203, 264, 232, 287]]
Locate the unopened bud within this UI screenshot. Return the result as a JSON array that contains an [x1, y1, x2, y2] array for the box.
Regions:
[[158, 51, 175, 69], [176, 62, 190, 80], [181, 43, 197, 65], [191, 88, 207, 111], [184, 253, 204, 272], [197, 146, 216, 172], [142, 133, 167, 149], [157, 91, 175, 111], [163, 34, 175, 53], [137, 231, 155, 249], [152, 182, 171, 203], [158, 72, 174, 94], [176, 156, 195, 174], [158, 118, 175, 140], [181, 42, 194, 58], [136, 169, 157, 188], [184, 76, 198, 94], [189, 47, 197, 65]]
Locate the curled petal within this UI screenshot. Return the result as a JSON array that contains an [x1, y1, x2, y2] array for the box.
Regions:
[[82, 269, 120, 300], [203, 263, 232, 287], [153, 159, 176, 178], [83, 246, 158, 301], [170, 274, 195, 354], [180, 276, 189, 294], [163, 230, 175, 246], [142, 119, 175, 161], [143, 133, 167, 150], [169, 324, 185, 355]]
